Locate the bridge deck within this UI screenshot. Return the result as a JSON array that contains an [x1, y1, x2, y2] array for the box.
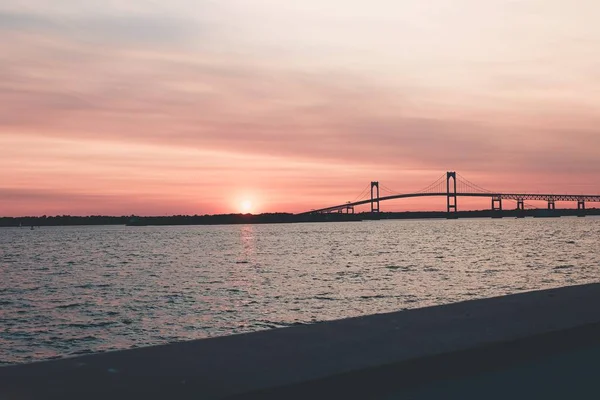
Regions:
[[301, 192, 600, 215]]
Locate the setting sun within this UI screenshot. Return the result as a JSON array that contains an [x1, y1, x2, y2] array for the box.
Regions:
[[240, 200, 253, 214]]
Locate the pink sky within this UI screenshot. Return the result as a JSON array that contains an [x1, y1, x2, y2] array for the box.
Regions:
[[1, 0, 599, 216]]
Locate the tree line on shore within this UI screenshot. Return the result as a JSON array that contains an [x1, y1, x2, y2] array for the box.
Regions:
[[0, 213, 301, 227], [1, 208, 598, 227]]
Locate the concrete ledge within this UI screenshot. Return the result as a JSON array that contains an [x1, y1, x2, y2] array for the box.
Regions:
[[2, 283, 600, 399]]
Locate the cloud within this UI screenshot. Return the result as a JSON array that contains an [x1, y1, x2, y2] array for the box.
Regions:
[[0, 11, 205, 47], [2, 35, 597, 178], [0, 36, 506, 150], [0, 188, 213, 216]]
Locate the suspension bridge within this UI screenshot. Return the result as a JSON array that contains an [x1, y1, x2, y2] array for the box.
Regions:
[[300, 172, 600, 215]]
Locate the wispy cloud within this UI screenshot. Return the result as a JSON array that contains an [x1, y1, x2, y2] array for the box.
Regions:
[[0, 10, 204, 46]]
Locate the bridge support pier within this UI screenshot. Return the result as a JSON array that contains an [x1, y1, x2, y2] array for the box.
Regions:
[[491, 195, 503, 218], [371, 182, 380, 214], [548, 199, 556, 210], [515, 199, 525, 218], [446, 172, 457, 217], [336, 206, 355, 214], [577, 200, 585, 217], [491, 196, 503, 211]]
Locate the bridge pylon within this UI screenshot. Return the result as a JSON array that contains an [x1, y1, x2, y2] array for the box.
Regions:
[[446, 172, 457, 214], [371, 181, 380, 213]]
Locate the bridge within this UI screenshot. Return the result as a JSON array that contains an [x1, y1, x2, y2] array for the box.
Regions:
[[300, 172, 600, 215]]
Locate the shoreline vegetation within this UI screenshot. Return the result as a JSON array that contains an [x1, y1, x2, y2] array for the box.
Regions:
[[1, 208, 598, 227]]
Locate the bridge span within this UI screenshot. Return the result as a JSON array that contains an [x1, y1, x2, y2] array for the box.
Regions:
[[300, 172, 600, 215]]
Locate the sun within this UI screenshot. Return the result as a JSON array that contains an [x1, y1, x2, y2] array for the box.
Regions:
[[240, 200, 253, 213]]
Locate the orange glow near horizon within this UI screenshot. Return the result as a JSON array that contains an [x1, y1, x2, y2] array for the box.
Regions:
[[1, 1, 600, 216], [240, 200, 253, 214]]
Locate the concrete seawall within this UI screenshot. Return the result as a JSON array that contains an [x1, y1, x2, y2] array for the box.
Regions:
[[2, 283, 600, 399]]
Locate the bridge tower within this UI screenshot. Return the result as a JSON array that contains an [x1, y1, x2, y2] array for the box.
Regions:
[[370, 181, 380, 213], [446, 172, 457, 214]]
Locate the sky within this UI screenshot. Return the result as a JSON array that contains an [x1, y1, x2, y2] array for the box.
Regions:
[[1, 0, 599, 216]]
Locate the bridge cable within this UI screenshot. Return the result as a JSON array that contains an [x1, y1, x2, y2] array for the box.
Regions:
[[415, 173, 447, 194], [456, 173, 493, 194], [351, 183, 372, 203], [380, 184, 402, 196]]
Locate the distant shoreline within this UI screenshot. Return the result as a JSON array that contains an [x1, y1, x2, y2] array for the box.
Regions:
[[1, 208, 599, 227]]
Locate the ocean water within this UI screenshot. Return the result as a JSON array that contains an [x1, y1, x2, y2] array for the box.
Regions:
[[1, 218, 599, 366]]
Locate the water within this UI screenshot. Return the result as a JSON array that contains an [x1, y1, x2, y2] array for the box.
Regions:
[[1, 218, 599, 366]]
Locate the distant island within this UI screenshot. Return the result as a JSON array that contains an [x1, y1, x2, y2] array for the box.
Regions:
[[1, 208, 598, 227]]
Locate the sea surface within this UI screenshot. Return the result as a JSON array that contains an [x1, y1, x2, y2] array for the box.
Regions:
[[1, 218, 599, 366]]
